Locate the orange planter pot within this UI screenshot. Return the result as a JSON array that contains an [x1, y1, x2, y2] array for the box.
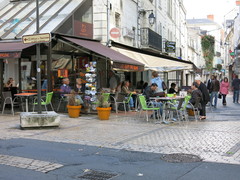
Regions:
[[96, 107, 111, 120], [67, 105, 82, 118]]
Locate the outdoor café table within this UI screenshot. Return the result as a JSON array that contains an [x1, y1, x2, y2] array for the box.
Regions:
[[14, 93, 37, 112], [150, 96, 185, 123]]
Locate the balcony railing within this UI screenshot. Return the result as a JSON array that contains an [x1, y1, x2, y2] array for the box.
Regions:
[[140, 28, 162, 51]]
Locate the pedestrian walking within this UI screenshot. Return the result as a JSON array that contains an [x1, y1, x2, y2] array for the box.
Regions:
[[232, 75, 240, 103], [206, 75, 214, 92], [219, 77, 229, 106], [209, 75, 220, 108], [195, 76, 210, 120]]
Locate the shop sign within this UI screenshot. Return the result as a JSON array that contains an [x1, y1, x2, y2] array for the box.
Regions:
[[74, 21, 93, 38], [165, 41, 176, 53], [58, 69, 68, 78], [22, 33, 51, 44], [0, 52, 21, 58], [113, 62, 144, 71], [110, 28, 121, 38]]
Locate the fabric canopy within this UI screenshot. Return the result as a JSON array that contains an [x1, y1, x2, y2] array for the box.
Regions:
[[0, 41, 34, 52], [62, 37, 144, 71], [112, 47, 193, 72], [0, 41, 34, 58]]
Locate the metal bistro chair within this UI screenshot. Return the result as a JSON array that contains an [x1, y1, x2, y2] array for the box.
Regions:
[[2, 91, 23, 116], [111, 92, 133, 114], [138, 95, 160, 122], [187, 98, 201, 121], [166, 96, 190, 122], [33, 92, 54, 112], [57, 93, 68, 112]]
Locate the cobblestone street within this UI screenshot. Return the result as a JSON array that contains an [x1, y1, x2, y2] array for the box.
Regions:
[[1, 95, 240, 169]]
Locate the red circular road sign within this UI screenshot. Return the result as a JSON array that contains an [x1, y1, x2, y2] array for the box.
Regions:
[[110, 28, 121, 38]]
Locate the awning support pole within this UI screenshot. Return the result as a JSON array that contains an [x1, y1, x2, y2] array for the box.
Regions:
[[18, 58, 22, 92], [47, 42, 52, 92], [36, 0, 42, 114], [0, 59, 3, 109]]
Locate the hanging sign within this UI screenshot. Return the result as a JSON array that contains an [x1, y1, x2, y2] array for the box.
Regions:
[[165, 41, 176, 53], [22, 33, 51, 44]]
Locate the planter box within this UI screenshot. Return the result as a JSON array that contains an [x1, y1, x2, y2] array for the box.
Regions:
[[20, 111, 60, 128]]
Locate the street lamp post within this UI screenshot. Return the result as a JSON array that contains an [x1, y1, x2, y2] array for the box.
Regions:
[[36, 0, 42, 114]]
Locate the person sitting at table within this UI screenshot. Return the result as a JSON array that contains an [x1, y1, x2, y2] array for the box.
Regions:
[[60, 78, 71, 95], [5, 77, 16, 88], [121, 80, 135, 110], [187, 82, 203, 110], [75, 78, 85, 93], [168, 83, 177, 94], [143, 83, 163, 116]]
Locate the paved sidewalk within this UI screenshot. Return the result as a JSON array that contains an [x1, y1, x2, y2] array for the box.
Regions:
[[0, 95, 240, 167]]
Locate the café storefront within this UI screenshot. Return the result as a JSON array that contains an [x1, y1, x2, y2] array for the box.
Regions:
[[0, 0, 196, 109], [0, 0, 144, 108]]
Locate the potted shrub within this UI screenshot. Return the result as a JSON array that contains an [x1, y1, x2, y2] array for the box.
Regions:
[[67, 90, 82, 118], [96, 94, 111, 120]]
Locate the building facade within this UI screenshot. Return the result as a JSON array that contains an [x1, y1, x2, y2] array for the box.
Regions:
[[187, 15, 224, 79]]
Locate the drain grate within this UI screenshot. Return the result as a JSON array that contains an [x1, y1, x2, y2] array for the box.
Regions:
[[161, 153, 202, 163], [78, 170, 119, 180]]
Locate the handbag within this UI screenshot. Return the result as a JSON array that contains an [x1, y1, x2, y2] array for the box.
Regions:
[[218, 93, 222, 99], [162, 81, 167, 91]]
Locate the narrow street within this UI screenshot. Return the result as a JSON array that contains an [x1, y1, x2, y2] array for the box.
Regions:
[[0, 95, 240, 180]]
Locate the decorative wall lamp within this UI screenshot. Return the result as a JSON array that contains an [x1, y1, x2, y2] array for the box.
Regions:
[[139, 9, 155, 26]]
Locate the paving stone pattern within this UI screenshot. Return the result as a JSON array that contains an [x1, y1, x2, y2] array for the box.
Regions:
[[1, 96, 240, 166], [0, 154, 63, 173]]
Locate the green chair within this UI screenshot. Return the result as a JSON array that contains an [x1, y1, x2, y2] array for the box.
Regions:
[[167, 94, 174, 97], [33, 92, 54, 112], [167, 95, 191, 122], [138, 95, 160, 122], [167, 93, 177, 104]]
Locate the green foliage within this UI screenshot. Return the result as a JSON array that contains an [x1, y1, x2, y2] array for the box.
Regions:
[[97, 94, 110, 108], [216, 64, 222, 71], [201, 35, 215, 71], [68, 90, 82, 106]]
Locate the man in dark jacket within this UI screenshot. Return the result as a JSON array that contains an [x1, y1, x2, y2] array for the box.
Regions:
[[209, 75, 220, 108], [143, 83, 163, 116], [232, 75, 240, 103], [195, 76, 210, 120]]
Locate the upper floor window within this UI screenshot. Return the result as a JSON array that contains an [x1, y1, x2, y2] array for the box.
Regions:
[[115, 12, 121, 27], [158, 0, 162, 9], [167, 0, 172, 17]]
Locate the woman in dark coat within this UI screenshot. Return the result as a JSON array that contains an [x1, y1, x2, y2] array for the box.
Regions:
[[195, 76, 210, 120]]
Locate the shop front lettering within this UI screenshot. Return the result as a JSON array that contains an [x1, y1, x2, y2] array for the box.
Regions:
[[113, 63, 141, 71], [0, 52, 21, 58]]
